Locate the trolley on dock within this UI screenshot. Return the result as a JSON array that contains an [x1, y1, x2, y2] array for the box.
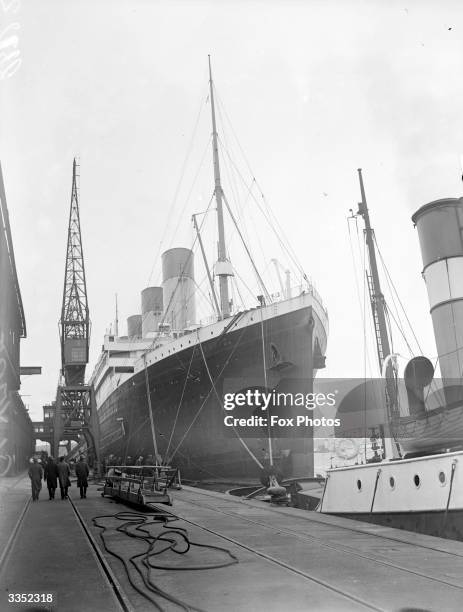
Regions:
[[102, 465, 181, 507]]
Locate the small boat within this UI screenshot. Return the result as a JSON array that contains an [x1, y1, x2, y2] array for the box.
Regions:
[[319, 172, 463, 541]]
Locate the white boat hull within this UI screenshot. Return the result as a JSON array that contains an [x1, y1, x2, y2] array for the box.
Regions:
[[319, 450, 463, 540]]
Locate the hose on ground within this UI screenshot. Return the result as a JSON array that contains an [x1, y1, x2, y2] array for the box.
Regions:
[[92, 509, 239, 612]]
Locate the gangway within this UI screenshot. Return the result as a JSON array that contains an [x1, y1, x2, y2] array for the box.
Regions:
[[101, 465, 181, 507]]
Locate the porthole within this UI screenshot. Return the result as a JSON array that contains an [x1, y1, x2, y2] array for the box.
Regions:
[[389, 476, 395, 489], [356, 479, 362, 491], [413, 474, 420, 488], [438, 471, 446, 485]]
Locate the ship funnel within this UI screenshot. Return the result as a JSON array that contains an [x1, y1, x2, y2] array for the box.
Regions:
[[162, 248, 196, 331], [141, 287, 163, 337], [127, 314, 142, 339], [412, 197, 463, 394]]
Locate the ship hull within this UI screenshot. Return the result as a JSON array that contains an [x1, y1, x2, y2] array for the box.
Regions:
[[97, 302, 327, 481], [329, 509, 463, 541], [320, 449, 463, 541]]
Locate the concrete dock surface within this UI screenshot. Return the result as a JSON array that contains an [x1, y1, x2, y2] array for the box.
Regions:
[[0, 475, 463, 612]]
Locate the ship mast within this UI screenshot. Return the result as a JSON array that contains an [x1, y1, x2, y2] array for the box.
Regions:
[[208, 56, 233, 319], [357, 168, 391, 371]]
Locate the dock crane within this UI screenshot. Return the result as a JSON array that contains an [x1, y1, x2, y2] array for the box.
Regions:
[[51, 159, 100, 471]]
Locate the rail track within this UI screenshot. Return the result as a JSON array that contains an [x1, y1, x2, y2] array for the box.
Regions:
[[3, 482, 463, 612], [148, 488, 463, 612], [67, 495, 134, 612], [177, 494, 463, 590]]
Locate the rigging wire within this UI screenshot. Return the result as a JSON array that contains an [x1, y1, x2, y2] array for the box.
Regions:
[[165, 345, 197, 461], [167, 326, 264, 470], [167, 134, 213, 251], [347, 217, 374, 378], [195, 330, 265, 470], [143, 195, 215, 355], [217, 127, 270, 277], [222, 191, 271, 302], [374, 235, 425, 356], [218, 142, 304, 282], [107, 151, 214, 372], [174, 448, 228, 480], [232, 274, 247, 311], [146, 90, 209, 286], [232, 266, 262, 304], [362, 229, 368, 461], [213, 117, 272, 300], [214, 88, 309, 283], [219, 150, 255, 262], [383, 302, 414, 357]]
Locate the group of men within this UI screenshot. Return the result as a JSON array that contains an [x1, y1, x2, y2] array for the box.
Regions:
[[28, 455, 90, 501]]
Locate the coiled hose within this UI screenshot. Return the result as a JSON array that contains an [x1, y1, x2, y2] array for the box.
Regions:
[[92, 509, 239, 612]]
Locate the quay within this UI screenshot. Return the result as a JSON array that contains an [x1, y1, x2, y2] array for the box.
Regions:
[[1, 475, 463, 611]]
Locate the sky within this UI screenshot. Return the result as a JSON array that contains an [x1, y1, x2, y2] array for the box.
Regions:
[[2, 0, 463, 421]]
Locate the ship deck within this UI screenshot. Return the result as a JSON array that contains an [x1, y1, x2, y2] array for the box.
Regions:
[[1, 474, 463, 611]]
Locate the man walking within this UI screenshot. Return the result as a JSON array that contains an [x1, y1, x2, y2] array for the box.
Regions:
[[75, 455, 90, 499], [28, 458, 43, 501], [44, 456, 59, 500], [57, 456, 71, 499]]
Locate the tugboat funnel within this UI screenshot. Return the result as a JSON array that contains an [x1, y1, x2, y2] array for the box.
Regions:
[[412, 197, 463, 403]]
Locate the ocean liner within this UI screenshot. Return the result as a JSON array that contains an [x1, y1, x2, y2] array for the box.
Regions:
[[319, 171, 463, 540], [89, 60, 328, 482]]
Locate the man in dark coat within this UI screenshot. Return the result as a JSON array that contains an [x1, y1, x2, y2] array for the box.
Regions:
[[44, 457, 59, 500], [75, 455, 90, 499], [57, 456, 71, 499], [28, 458, 43, 501]]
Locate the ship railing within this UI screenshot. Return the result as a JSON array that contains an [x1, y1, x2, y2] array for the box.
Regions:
[[105, 464, 181, 494]]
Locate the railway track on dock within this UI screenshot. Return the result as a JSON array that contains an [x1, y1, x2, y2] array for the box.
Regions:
[[71, 491, 463, 611], [144, 488, 463, 612], [67, 495, 135, 612], [159, 508, 386, 611], [0, 497, 31, 570], [0, 489, 133, 612], [177, 494, 463, 590], [87, 494, 387, 612], [3, 483, 463, 611]]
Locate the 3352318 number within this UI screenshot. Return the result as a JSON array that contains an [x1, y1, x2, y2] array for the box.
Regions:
[[7, 593, 54, 603]]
